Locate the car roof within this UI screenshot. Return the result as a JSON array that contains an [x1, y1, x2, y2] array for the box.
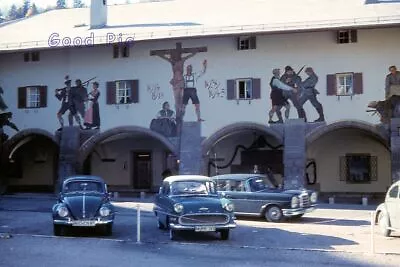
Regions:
[[211, 173, 266, 181], [63, 175, 105, 184], [163, 175, 213, 183]]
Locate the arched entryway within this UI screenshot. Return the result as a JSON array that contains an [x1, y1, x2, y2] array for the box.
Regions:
[[306, 120, 390, 197], [202, 122, 284, 180], [0, 129, 59, 193], [78, 126, 178, 193]]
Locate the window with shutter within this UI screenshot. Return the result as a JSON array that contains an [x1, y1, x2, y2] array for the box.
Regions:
[[106, 81, 117, 104], [18, 87, 27, 109], [39, 86, 47, 108], [353, 73, 363, 95], [131, 80, 139, 103], [345, 154, 372, 184], [226, 80, 235, 100], [326, 74, 336, 96], [252, 78, 261, 99], [237, 36, 256, 50], [336, 30, 357, 44]]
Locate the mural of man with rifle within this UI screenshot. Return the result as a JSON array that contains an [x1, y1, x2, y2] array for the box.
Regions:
[[280, 65, 303, 119], [68, 79, 88, 127], [55, 76, 84, 130]]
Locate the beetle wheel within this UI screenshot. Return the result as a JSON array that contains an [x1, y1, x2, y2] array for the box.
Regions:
[[220, 229, 230, 240], [378, 212, 391, 237], [265, 205, 283, 223], [53, 225, 63, 236]]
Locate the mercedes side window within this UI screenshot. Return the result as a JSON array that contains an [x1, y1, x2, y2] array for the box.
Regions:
[[388, 185, 398, 198]]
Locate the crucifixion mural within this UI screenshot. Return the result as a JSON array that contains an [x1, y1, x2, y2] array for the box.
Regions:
[[150, 42, 207, 125]]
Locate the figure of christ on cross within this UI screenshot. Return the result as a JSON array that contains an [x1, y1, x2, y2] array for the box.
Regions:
[[150, 42, 207, 122]]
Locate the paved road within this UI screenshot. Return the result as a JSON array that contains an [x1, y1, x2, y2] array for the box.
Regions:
[[1, 195, 400, 267]]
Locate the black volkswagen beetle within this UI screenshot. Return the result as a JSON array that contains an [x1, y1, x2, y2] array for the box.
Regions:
[[211, 174, 318, 222], [52, 175, 115, 236], [153, 175, 236, 240]]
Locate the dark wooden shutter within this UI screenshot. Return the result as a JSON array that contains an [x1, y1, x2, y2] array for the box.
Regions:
[[252, 78, 261, 99], [227, 79, 235, 100], [249, 36, 256, 49], [350, 30, 357, 43], [339, 156, 347, 181], [39, 86, 47, 107], [131, 79, 139, 103], [370, 156, 378, 181], [353, 73, 363, 95], [236, 37, 241, 50], [18, 87, 27, 108], [326, 74, 336, 96], [106, 81, 116, 104]]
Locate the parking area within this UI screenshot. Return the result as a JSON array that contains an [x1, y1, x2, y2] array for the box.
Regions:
[[1, 194, 399, 255]]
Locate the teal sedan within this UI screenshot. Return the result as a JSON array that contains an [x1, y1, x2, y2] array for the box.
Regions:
[[153, 175, 236, 240]]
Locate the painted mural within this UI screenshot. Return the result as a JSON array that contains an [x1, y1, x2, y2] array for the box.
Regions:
[[367, 65, 400, 123], [205, 79, 225, 99], [268, 65, 325, 123], [0, 86, 19, 143], [55, 76, 100, 131], [147, 84, 164, 101]]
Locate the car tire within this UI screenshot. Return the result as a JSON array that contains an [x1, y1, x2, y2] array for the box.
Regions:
[[265, 205, 283, 223], [53, 224, 63, 236], [157, 219, 165, 230], [169, 229, 177, 240], [378, 212, 391, 237], [220, 229, 230, 240]]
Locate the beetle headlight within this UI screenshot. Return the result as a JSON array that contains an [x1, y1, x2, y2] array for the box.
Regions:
[[57, 206, 69, 217], [173, 203, 184, 213], [99, 206, 111, 217], [310, 192, 318, 203], [223, 202, 234, 212], [291, 196, 299, 208]]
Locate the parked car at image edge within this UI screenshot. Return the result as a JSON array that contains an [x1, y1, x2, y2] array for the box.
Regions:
[[153, 175, 236, 240], [52, 175, 115, 236], [375, 180, 400, 237], [211, 174, 318, 222]]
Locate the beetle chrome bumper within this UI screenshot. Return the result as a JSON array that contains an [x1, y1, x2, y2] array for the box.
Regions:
[[53, 218, 113, 226], [169, 223, 237, 231], [282, 206, 316, 216]]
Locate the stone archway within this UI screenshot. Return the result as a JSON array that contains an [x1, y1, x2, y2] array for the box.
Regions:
[[78, 125, 178, 192], [0, 128, 59, 193], [201, 122, 284, 176], [305, 120, 390, 196], [306, 120, 389, 149]]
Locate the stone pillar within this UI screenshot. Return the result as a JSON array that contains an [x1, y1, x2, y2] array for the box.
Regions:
[[179, 122, 202, 175], [390, 118, 400, 183], [283, 119, 306, 189], [56, 126, 81, 193]]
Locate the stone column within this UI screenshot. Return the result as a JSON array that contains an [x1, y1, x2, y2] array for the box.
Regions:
[[283, 119, 306, 189], [390, 118, 400, 183], [179, 122, 202, 175]]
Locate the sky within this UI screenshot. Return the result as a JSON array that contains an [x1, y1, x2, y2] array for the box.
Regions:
[[0, 0, 135, 13]]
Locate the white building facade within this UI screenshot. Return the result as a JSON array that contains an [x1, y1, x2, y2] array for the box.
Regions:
[[0, 0, 399, 198]]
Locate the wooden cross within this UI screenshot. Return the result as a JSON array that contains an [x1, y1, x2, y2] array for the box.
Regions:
[[150, 42, 207, 57]]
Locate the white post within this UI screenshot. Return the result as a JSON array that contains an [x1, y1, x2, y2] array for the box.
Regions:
[[214, 152, 218, 175], [137, 204, 141, 244], [370, 211, 375, 254]]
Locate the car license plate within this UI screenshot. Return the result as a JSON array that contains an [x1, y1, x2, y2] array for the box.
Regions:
[[195, 226, 216, 232], [72, 220, 96, 227]]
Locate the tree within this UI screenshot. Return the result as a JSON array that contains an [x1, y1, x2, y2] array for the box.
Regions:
[[0, 9, 4, 23], [22, 0, 31, 16], [26, 3, 39, 17], [73, 0, 86, 8], [56, 0, 67, 9], [7, 4, 19, 20]]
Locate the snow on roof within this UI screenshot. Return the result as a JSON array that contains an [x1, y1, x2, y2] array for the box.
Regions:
[[0, 0, 400, 52]]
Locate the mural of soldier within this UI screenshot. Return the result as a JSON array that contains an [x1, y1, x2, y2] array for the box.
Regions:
[[280, 66, 303, 119], [297, 67, 325, 122], [182, 60, 207, 122], [68, 79, 88, 127], [150, 101, 177, 137], [55, 76, 83, 131], [84, 81, 101, 130], [0, 86, 8, 111], [385, 65, 400, 97], [268, 68, 296, 124], [0, 86, 19, 143]]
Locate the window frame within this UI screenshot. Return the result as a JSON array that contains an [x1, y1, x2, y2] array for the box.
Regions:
[[336, 72, 354, 96], [345, 153, 372, 184], [336, 29, 357, 44], [237, 36, 256, 50], [26, 86, 41, 108], [388, 185, 399, 199], [115, 80, 132, 104], [236, 78, 253, 100]]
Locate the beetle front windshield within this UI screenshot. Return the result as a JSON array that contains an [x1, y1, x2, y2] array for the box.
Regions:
[[170, 181, 216, 196], [63, 181, 104, 193]]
